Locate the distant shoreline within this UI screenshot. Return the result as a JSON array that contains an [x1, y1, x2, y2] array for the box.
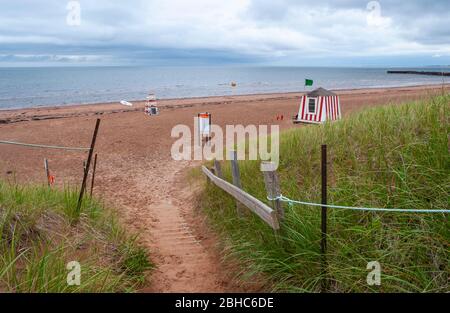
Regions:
[[1, 82, 449, 114], [0, 83, 449, 125]]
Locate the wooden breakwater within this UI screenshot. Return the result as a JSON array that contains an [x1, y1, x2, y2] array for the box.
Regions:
[[387, 70, 450, 77]]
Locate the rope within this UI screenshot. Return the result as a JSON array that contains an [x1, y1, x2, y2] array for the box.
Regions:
[[0, 140, 90, 151], [267, 195, 449, 214]]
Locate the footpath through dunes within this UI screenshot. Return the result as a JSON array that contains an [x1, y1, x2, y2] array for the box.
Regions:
[[98, 155, 235, 292], [0, 85, 449, 292]]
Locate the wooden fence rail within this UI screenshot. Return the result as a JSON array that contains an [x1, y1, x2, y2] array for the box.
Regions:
[[202, 165, 280, 230]]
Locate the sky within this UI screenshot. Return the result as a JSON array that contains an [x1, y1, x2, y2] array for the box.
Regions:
[[0, 0, 449, 67]]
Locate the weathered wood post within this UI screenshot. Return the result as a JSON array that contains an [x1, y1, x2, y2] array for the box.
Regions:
[[76, 119, 101, 214], [321, 144, 329, 292], [229, 150, 244, 217], [207, 167, 215, 186], [214, 159, 223, 179], [44, 158, 50, 187], [261, 161, 284, 221], [89, 153, 98, 197]]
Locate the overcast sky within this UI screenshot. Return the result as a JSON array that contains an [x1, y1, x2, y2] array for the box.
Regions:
[[0, 0, 449, 67]]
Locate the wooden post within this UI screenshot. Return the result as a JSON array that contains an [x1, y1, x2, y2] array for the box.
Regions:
[[321, 144, 329, 292], [229, 150, 244, 217], [89, 153, 98, 197], [214, 159, 223, 179], [76, 119, 101, 214], [261, 161, 284, 221], [207, 167, 215, 186], [44, 158, 50, 187]]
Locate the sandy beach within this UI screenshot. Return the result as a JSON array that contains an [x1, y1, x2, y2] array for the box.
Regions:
[[0, 84, 448, 292]]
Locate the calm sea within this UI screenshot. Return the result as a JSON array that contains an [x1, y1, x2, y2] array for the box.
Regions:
[[0, 66, 448, 109]]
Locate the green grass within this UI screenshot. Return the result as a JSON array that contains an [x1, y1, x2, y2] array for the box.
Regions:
[[0, 182, 153, 292], [200, 95, 450, 292]]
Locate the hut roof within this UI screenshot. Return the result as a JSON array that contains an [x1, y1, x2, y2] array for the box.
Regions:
[[307, 87, 337, 97]]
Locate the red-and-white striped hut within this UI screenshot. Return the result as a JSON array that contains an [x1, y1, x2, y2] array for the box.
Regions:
[[294, 87, 341, 124]]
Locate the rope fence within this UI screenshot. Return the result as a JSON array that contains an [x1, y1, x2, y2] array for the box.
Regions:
[[0, 140, 91, 151], [267, 194, 450, 214], [0, 118, 101, 216], [205, 144, 448, 292]]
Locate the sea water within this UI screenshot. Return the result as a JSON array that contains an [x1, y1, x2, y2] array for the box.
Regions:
[[0, 66, 447, 109]]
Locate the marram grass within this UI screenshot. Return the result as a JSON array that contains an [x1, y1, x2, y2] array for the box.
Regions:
[[200, 95, 449, 292], [0, 182, 152, 292]]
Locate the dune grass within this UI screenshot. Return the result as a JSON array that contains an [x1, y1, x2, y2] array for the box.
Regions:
[[200, 95, 449, 292], [0, 182, 152, 292]]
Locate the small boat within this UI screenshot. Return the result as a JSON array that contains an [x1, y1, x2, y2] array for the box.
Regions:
[[120, 100, 133, 106]]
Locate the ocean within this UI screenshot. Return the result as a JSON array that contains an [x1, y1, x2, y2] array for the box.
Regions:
[[0, 66, 448, 109]]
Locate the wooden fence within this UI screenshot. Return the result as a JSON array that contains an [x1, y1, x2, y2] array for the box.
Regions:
[[202, 146, 328, 290], [202, 151, 283, 230]]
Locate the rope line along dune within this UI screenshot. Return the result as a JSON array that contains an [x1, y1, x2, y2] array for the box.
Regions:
[[268, 194, 450, 214], [0, 140, 91, 151]]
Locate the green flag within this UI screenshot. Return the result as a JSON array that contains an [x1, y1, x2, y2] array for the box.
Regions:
[[305, 79, 313, 86]]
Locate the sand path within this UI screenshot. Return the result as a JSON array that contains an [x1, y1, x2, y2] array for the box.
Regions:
[[97, 152, 233, 292]]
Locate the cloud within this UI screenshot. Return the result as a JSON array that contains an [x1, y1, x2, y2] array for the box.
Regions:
[[0, 0, 449, 66]]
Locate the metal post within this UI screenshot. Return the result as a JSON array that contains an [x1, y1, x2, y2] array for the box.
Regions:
[[76, 119, 101, 214], [321, 144, 328, 292], [44, 158, 50, 187], [89, 153, 98, 197]]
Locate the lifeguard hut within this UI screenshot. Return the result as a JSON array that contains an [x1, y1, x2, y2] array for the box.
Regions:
[[293, 87, 341, 124], [145, 93, 159, 116]]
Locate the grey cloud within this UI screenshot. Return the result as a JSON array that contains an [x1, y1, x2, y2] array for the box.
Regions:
[[0, 0, 449, 66]]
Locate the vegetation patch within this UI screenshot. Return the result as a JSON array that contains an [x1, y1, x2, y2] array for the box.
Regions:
[[200, 95, 449, 292], [0, 182, 152, 292]]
